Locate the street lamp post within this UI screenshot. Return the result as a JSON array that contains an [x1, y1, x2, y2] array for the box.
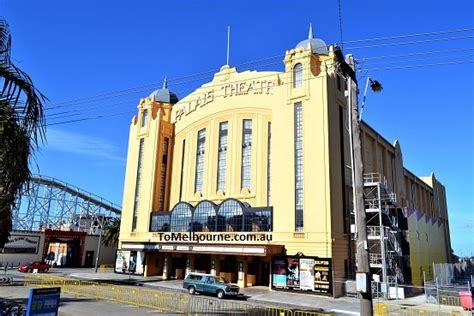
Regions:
[[345, 55, 384, 315], [359, 77, 383, 121], [94, 216, 104, 273]]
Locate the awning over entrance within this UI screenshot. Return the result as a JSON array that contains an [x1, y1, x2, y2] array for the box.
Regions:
[[121, 243, 283, 257]]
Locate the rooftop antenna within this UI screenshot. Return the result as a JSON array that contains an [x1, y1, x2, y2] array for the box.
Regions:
[[308, 23, 313, 39], [162, 76, 168, 89], [226, 26, 230, 66]]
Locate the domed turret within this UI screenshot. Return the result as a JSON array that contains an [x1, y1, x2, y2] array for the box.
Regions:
[[149, 77, 179, 104], [295, 23, 328, 55]]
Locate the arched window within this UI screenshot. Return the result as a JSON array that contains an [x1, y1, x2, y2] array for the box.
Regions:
[[217, 199, 243, 232], [192, 201, 216, 232], [293, 63, 303, 88], [170, 203, 193, 232]]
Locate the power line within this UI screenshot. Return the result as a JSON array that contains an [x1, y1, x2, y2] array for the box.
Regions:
[[343, 27, 474, 44], [46, 48, 474, 120], [358, 47, 474, 61], [363, 59, 474, 71], [48, 54, 474, 123], [346, 35, 474, 50], [46, 59, 474, 127], [42, 27, 474, 110]]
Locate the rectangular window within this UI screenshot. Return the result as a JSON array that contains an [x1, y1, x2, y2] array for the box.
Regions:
[[267, 122, 272, 206], [132, 138, 145, 231], [158, 138, 169, 211], [179, 139, 185, 201], [337, 75, 342, 91], [141, 109, 148, 127], [194, 129, 206, 193], [294, 102, 304, 231], [150, 214, 170, 232], [217, 121, 228, 191], [241, 119, 252, 190]]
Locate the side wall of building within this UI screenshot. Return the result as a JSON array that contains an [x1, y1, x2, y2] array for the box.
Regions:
[[359, 123, 451, 286]]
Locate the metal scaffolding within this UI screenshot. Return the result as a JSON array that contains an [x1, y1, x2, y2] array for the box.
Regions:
[[11, 175, 121, 235], [363, 173, 405, 294]]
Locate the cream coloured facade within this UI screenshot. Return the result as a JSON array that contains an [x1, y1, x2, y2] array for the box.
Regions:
[[118, 31, 452, 297]]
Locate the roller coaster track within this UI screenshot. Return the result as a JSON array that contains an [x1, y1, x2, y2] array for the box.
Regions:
[[11, 175, 121, 233]]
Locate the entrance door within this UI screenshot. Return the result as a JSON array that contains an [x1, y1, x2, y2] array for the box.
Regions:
[[260, 261, 270, 286], [85, 251, 94, 268], [194, 254, 210, 273]]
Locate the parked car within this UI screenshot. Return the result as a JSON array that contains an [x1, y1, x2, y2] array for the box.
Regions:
[[183, 273, 239, 299], [17, 261, 50, 273]]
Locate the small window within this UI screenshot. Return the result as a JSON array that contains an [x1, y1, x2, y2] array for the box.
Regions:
[[141, 109, 149, 127], [293, 63, 303, 88], [337, 75, 342, 91]]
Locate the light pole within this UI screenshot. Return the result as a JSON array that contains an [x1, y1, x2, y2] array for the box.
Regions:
[[345, 55, 384, 315], [359, 77, 383, 121], [94, 216, 105, 273]]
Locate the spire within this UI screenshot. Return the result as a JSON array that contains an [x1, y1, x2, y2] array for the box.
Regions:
[[162, 76, 168, 89], [308, 23, 314, 39]]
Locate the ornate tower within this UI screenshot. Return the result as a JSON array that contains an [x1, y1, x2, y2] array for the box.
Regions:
[[120, 79, 178, 235]]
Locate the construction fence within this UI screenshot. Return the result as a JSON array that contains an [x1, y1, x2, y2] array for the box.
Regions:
[[23, 274, 326, 315]]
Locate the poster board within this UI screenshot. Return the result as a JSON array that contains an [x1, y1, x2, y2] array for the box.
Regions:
[[271, 256, 332, 296], [114, 249, 145, 275]]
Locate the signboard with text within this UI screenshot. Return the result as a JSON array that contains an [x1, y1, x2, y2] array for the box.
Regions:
[[271, 256, 333, 296], [1, 234, 40, 253], [26, 287, 60, 316]]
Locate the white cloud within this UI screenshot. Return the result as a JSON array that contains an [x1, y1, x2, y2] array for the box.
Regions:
[[44, 128, 126, 164]]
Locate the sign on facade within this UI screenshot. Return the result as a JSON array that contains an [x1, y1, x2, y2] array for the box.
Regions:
[[1, 234, 40, 254], [271, 256, 333, 295]]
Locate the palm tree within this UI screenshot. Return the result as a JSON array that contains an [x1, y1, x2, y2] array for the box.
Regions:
[[0, 19, 46, 247], [102, 217, 120, 247]]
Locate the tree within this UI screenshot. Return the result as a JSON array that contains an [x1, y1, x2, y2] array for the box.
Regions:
[[102, 217, 120, 247], [0, 19, 46, 247]]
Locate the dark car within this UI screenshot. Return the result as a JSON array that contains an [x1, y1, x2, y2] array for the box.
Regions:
[[183, 273, 239, 299], [18, 261, 50, 273]]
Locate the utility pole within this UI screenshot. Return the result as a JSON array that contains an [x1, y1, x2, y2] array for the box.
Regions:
[[345, 54, 373, 315]]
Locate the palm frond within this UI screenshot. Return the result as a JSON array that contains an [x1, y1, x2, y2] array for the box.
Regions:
[[102, 217, 120, 247], [0, 18, 46, 247]]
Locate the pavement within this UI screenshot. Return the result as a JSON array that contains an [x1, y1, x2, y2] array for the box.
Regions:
[[0, 286, 176, 315], [1, 267, 471, 315]]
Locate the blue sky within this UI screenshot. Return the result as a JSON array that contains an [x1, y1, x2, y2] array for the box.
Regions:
[[2, 0, 473, 256]]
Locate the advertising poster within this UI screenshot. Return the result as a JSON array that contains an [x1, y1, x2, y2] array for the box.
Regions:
[[271, 258, 287, 288], [115, 250, 145, 275], [272, 256, 332, 296], [299, 258, 315, 291], [286, 258, 300, 289], [314, 258, 332, 295]]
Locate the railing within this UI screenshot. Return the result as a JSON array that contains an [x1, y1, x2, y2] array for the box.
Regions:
[[367, 226, 390, 238], [374, 302, 463, 315], [24, 274, 328, 315], [370, 253, 383, 265], [364, 173, 385, 185]]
